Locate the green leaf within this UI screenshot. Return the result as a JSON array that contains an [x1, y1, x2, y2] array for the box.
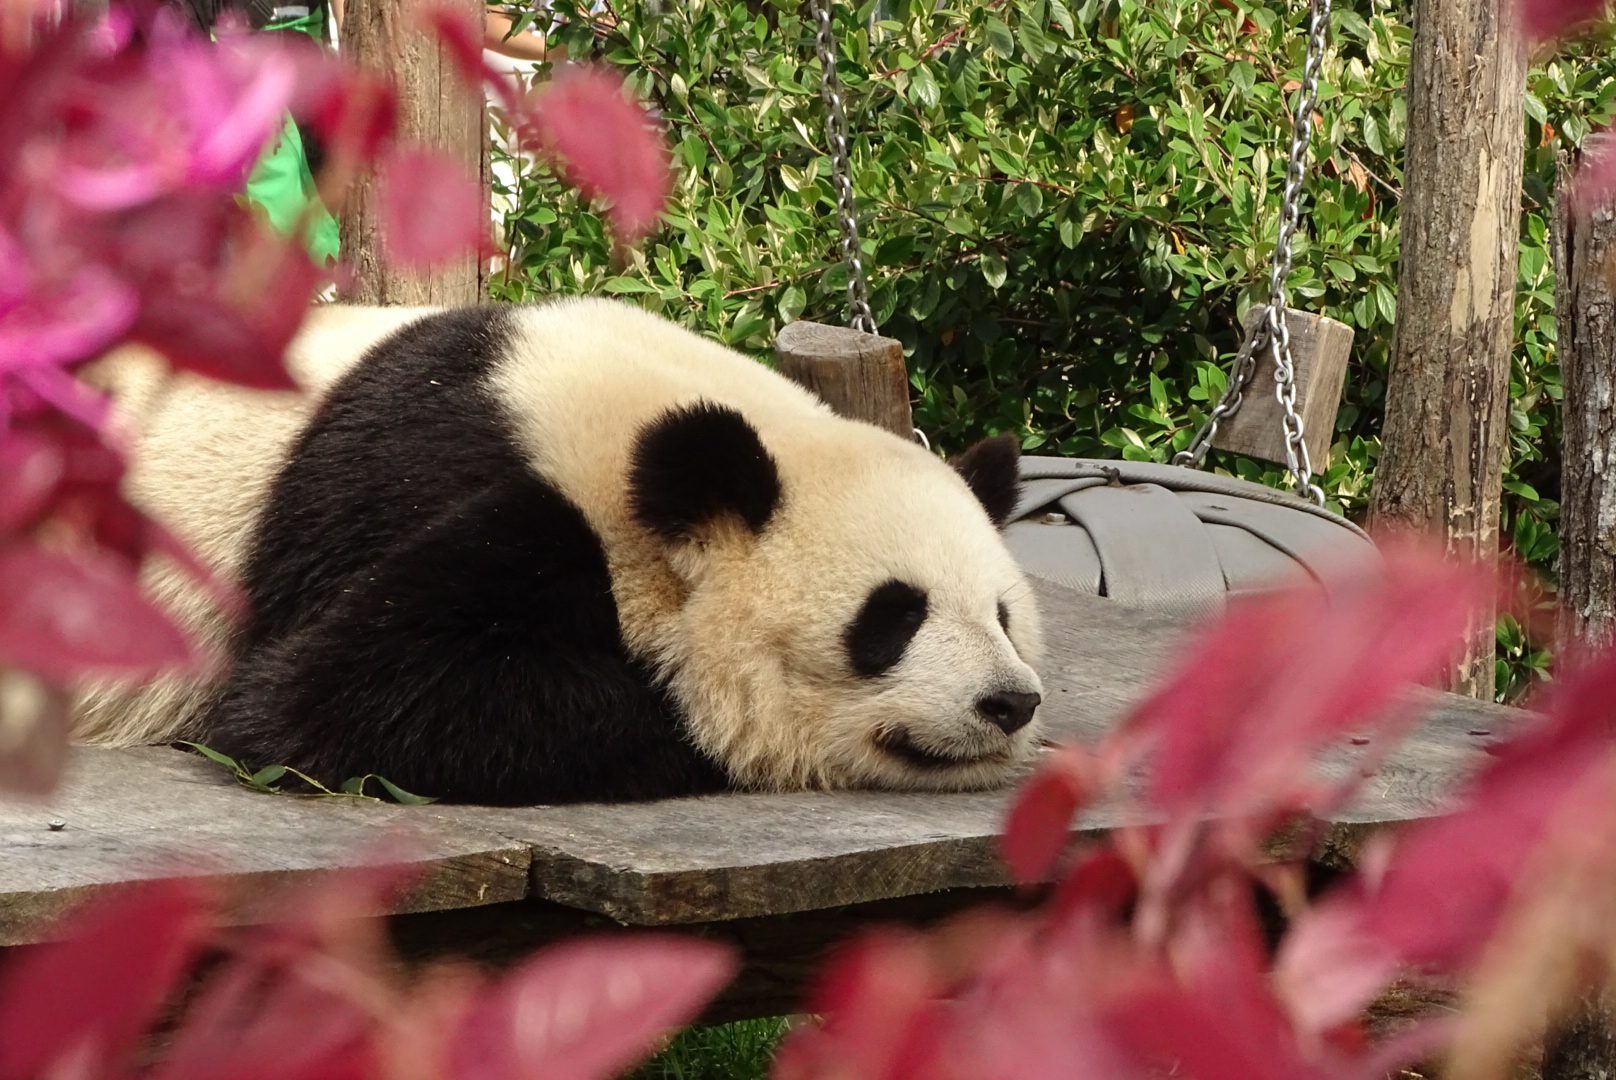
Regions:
[[180, 742, 244, 773], [1503, 480, 1541, 501], [250, 765, 287, 789], [602, 277, 656, 294], [780, 284, 807, 321], [985, 17, 1015, 57], [373, 776, 439, 805], [909, 65, 940, 109], [980, 252, 1008, 289]]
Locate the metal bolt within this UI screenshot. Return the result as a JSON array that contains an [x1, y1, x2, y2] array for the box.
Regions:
[[46, 820, 65, 831]]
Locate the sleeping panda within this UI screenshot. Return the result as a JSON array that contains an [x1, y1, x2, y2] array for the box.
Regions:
[[72, 300, 1045, 805]]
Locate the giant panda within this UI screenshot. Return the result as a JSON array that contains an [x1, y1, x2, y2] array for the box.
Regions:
[[72, 299, 1045, 805]]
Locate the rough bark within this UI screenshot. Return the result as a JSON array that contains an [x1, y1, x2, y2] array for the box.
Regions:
[[1553, 133, 1616, 650], [1368, 0, 1528, 697], [1539, 133, 1616, 1080], [336, 0, 488, 305]]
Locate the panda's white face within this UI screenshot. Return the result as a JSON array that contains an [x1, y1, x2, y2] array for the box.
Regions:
[[630, 405, 1046, 793]]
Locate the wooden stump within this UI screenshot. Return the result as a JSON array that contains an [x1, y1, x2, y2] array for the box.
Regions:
[[1367, 0, 1529, 698], [774, 321, 914, 439], [335, 0, 488, 305]]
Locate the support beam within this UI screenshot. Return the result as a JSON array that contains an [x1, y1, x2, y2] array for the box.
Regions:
[[335, 0, 488, 305], [1368, 0, 1529, 698]]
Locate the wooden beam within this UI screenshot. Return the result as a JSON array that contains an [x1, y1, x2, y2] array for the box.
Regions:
[[1367, 0, 1529, 697], [335, 0, 488, 305], [774, 321, 914, 439]]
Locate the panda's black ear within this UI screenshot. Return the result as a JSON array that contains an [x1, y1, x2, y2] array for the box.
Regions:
[[630, 401, 782, 542], [949, 434, 1021, 528]]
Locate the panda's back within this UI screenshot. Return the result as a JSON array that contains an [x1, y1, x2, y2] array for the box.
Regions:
[[235, 305, 528, 650]]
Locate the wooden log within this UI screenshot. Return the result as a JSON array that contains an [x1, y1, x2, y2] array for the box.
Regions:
[[335, 0, 488, 305], [1540, 133, 1616, 1080], [774, 321, 914, 439], [1367, 0, 1529, 698], [1211, 305, 1353, 470]]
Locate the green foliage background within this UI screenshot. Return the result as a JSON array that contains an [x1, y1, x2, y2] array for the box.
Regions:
[[490, 0, 1616, 700]]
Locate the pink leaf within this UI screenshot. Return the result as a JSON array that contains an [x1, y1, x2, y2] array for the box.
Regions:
[[1116, 539, 1492, 824], [449, 936, 735, 1080], [414, 0, 491, 90], [378, 147, 492, 269], [1517, 0, 1610, 42], [999, 745, 1100, 883], [0, 430, 65, 535], [0, 879, 213, 1080], [775, 929, 945, 1080], [0, 265, 139, 371], [0, 543, 197, 680], [1276, 652, 1616, 1033], [519, 64, 672, 245], [1567, 130, 1616, 219]]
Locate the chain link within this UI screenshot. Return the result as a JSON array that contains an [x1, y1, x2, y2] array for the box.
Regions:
[[809, 0, 877, 335], [1176, 0, 1331, 506]]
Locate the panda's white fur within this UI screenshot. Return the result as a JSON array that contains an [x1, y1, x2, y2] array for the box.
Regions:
[[72, 306, 443, 747], [73, 299, 1045, 804]]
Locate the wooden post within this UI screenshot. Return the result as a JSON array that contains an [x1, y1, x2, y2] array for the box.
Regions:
[[336, 0, 488, 305], [1211, 305, 1354, 470], [1540, 133, 1616, 1080], [1367, 0, 1529, 698], [774, 321, 914, 438]]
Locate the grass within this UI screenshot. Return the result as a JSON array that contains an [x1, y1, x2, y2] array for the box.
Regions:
[[630, 1018, 793, 1080]]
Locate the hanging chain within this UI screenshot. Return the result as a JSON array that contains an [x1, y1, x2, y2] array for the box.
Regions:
[[1175, 0, 1331, 506], [809, 0, 877, 335]]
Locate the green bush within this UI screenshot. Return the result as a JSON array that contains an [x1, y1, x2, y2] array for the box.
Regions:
[[493, 0, 1616, 699]]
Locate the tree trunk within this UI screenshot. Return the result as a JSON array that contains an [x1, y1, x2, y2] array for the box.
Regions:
[[1368, 0, 1528, 698], [336, 0, 488, 305], [1554, 133, 1616, 651], [1540, 132, 1616, 1080]]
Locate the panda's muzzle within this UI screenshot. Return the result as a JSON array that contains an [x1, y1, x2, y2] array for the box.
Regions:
[[873, 727, 1009, 770]]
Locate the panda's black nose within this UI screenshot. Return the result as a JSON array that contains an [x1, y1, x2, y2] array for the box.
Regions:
[[976, 690, 1041, 734]]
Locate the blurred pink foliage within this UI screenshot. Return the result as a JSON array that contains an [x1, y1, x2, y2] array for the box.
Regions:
[[1520, 0, 1611, 43], [418, 0, 671, 247], [0, 0, 675, 793], [0, 860, 736, 1080], [775, 543, 1616, 1080]]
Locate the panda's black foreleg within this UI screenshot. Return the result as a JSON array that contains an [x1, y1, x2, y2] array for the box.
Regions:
[[196, 474, 728, 805]]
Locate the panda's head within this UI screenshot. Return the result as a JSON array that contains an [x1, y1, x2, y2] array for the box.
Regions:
[[628, 401, 1044, 793]]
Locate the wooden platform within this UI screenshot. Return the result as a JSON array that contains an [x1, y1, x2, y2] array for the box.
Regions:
[[0, 578, 1520, 1018]]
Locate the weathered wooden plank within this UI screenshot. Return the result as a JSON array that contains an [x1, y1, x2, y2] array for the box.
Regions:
[[3, 579, 1525, 936], [423, 580, 1524, 924], [0, 748, 531, 946]]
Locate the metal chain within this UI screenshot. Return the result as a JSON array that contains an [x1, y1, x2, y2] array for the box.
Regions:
[[809, 0, 877, 335], [1175, 0, 1332, 506]]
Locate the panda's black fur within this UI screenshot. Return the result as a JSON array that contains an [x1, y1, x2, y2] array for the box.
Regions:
[[198, 306, 729, 804]]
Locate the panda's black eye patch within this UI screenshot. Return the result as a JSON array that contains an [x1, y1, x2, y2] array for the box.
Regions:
[[997, 600, 1010, 633], [845, 580, 928, 677]]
